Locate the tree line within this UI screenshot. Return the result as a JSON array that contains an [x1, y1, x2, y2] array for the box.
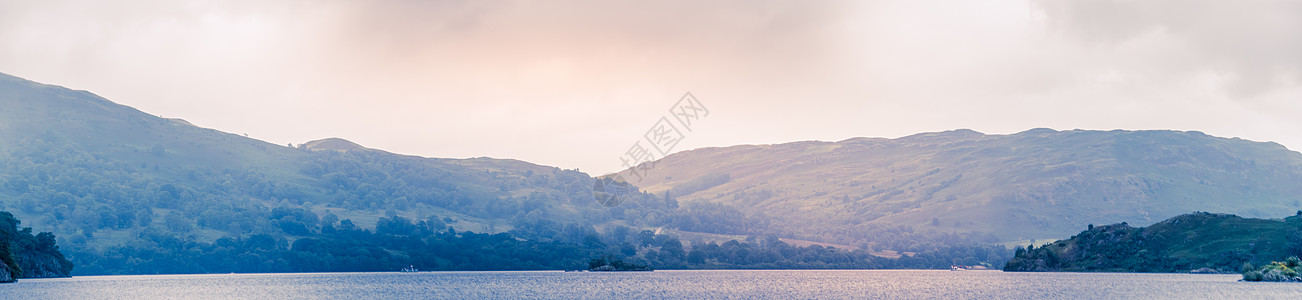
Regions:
[[72, 214, 1009, 274]]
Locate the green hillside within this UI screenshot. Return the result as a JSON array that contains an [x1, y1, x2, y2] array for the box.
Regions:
[[1004, 212, 1302, 273], [636, 128, 1302, 246]]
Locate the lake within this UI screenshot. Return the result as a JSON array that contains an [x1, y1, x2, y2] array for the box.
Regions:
[[4, 270, 1301, 299]]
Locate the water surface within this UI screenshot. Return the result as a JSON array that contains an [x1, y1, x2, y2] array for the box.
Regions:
[[4, 270, 1301, 299]]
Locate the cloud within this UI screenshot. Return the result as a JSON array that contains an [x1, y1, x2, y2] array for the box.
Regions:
[[0, 0, 1300, 174], [0, 0, 867, 173], [1032, 0, 1302, 97]]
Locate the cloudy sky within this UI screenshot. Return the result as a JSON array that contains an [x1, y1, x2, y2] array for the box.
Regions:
[[2, 0, 1300, 174]]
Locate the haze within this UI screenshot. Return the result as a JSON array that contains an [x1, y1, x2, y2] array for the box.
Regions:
[[1, 0, 1299, 174]]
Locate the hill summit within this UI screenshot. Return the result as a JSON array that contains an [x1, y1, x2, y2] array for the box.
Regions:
[[302, 138, 367, 152]]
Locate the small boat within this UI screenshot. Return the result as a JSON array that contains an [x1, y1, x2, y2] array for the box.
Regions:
[[950, 265, 969, 271], [401, 265, 419, 272]]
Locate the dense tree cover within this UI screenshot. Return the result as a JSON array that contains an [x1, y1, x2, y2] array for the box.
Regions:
[[687, 236, 1009, 270], [589, 255, 652, 271], [2, 135, 292, 238], [70, 214, 1009, 274], [0, 211, 72, 279], [1005, 224, 1176, 272], [73, 218, 594, 274], [1006, 212, 1302, 273], [671, 202, 768, 235]]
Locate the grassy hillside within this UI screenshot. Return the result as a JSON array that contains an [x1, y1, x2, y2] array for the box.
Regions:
[[1004, 212, 1302, 273], [637, 129, 1302, 245]]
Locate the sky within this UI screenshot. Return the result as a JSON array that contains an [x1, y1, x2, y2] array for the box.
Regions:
[[1, 0, 1300, 174]]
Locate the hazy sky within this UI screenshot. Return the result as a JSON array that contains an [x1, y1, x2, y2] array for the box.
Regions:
[[2, 0, 1300, 174]]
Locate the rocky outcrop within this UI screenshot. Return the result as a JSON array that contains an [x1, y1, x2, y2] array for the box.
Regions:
[[0, 261, 14, 283], [1, 212, 73, 280], [18, 252, 73, 278]]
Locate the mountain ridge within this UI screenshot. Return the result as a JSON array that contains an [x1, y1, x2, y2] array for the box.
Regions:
[[636, 127, 1302, 246]]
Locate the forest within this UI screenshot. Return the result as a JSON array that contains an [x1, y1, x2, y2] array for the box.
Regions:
[[72, 214, 1010, 274]]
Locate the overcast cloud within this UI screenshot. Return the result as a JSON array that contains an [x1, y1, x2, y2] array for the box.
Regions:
[[1, 0, 1299, 174]]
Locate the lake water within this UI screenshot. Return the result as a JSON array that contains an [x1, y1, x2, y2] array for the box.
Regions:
[[4, 270, 1301, 299]]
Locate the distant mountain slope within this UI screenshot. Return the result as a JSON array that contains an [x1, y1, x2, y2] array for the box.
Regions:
[[0, 72, 677, 274], [637, 129, 1302, 244], [1004, 212, 1302, 273]]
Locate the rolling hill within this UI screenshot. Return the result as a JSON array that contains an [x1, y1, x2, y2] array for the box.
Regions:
[[0, 72, 680, 274], [635, 128, 1302, 246]]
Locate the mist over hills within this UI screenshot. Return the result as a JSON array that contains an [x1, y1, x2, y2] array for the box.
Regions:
[[637, 128, 1302, 244], [0, 72, 687, 273]]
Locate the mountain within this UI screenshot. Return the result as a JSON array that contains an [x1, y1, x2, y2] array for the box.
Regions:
[[635, 128, 1302, 245], [0, 72, 1012, 274], [0, 72, 684, 274], [10, 70, 1298, 274], [1003, 212, 1302, 273]]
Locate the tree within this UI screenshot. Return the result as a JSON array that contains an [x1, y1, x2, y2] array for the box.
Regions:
[[136, 209, 154, 227], [638, 230, 656, 247], [164, 213, 193, 232], [320, 213, 339, 228], [148, 145, 166, 157]]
